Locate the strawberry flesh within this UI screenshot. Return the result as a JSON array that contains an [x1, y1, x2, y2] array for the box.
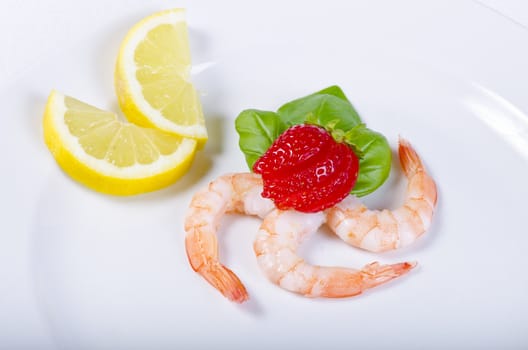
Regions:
[[253, 124, 332, 177], [254, 124, 359, 213]]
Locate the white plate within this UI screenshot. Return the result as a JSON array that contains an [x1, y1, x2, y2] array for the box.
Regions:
[[2, 1, 528, 349]]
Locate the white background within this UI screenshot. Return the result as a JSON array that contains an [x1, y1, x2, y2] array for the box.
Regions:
[[1, 1, 528, 349]]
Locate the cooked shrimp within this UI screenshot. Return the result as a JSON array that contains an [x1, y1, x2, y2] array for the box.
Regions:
[[254, 209, 415, 298], [185, 172, 275, 303], [325, 137, 438, 252]]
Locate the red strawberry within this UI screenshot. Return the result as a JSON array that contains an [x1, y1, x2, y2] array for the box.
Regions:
[[253, 124, 359, 213], [253, 124, 332, 176]]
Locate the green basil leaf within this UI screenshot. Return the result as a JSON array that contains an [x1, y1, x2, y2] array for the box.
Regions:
[[345, 126, 392, 197], [235, 109, 287, 169], [315, 85, 349, 101], [235, 86, 392, 198], [277, 86, 362, 131]]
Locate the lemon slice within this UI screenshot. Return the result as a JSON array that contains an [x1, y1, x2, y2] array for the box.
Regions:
[[43, 90, 197, 195], [115, 8, 207, 146]]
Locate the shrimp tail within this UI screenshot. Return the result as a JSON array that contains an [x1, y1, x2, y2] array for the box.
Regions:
[[197, 263, 249, 303], [361, 261, 417, 290], [308, 261, 416, 298], [398, 137, 424, 177], [185, 232, 249, 303]]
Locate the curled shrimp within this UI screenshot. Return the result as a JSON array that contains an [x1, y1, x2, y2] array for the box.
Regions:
[[325, 138, 438, 252], [254, 209, 415, 298], [184, 173, 275, 303]]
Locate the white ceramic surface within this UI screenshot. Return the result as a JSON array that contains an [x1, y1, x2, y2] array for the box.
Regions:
[[1, 1, 528, 349]]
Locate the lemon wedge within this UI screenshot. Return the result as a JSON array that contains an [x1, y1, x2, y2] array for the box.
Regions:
[[115, 8, 208, 146], [43, 91, 197, 195]]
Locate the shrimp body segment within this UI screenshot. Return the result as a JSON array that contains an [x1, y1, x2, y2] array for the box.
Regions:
[[326, 138, 438, 252], [184, 173, 275, 303], [254, 210, 415, 298]]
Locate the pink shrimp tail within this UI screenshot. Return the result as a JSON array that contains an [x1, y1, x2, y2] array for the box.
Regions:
[[185, 234, 249, 303], [197, 263, 249, 303], [361, 261, 417, 290], [398, 137, 424, 177], [317, 261, 417, 298]]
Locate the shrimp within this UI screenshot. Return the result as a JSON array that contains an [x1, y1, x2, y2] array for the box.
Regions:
[[325, 137, 438, 252], [254, 209, 415, 298], [184, 173, 275, 303]]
